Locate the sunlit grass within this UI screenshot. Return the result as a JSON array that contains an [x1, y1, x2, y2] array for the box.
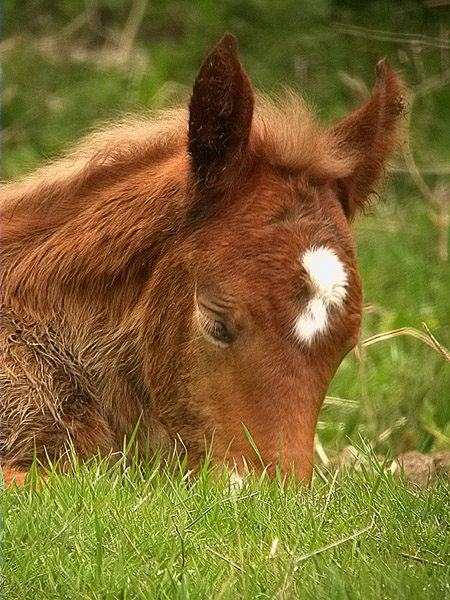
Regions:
[[2, 451, 449, 599]]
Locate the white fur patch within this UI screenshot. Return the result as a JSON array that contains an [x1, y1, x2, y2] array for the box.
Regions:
[[294, 246, 348, 344]]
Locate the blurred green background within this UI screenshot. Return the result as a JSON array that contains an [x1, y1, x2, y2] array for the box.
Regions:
[[4, 0, 450, 457]]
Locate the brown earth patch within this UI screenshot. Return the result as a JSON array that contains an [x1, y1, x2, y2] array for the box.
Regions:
[[334, 446, 450, 489]]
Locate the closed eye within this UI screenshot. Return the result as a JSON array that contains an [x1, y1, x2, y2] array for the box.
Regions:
[[196, 305, 234, 347]]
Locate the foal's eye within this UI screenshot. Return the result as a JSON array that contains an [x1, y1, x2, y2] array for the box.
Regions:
[[197, 309, 234, 347], [208, 319, 233, 345]]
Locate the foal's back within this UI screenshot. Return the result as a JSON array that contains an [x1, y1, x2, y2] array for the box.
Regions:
[[0, 113, 189, 472]]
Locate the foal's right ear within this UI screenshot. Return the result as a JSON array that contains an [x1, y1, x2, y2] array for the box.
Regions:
[[188, 34, 254, 190], [331, 60, 406, 219]]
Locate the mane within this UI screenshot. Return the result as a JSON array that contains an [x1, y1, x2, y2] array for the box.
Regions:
[[1, 91, 353, 212], [0, 108, 188, 212]]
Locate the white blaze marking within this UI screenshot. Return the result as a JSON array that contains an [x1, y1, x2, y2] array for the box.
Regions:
[[294, 246, 348, 344]]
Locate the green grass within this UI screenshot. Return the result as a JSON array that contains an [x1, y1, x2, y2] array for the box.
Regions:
[[2, 453, 449, 599]]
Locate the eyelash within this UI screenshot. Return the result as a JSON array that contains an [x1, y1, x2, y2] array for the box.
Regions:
[[197, 310, 233, 346]]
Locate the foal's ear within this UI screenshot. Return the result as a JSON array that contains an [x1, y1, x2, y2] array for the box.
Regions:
[[332, 60, 406, 219], [188, 34, 254, 190]]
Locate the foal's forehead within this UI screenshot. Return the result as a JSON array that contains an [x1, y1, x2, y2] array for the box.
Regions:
[[197, 170, 355, 277], [235, 167, 346, 229], [195, 188, 360, 345], [218, 176, 358, 343]]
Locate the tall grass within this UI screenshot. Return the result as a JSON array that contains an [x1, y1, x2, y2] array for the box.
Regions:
[[2, 452, 449, 599]]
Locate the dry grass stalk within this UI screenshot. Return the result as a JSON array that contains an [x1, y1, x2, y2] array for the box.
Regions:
[[361, 324, 450, 362]]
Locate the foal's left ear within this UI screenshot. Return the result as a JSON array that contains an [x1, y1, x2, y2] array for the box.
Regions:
[[188, 34, 254, 191], [332, 60, 406, 219]]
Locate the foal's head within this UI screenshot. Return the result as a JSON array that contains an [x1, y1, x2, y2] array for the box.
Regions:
[[179, 35, 405, 480]]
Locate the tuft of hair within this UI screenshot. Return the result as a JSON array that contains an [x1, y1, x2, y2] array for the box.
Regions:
[[252, 90, 355, 181]]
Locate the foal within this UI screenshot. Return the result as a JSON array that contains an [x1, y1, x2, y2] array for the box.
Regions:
[[1, 35, 405, 484]]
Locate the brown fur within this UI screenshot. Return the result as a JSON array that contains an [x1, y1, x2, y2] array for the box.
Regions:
[[0, 35, 405, 483]]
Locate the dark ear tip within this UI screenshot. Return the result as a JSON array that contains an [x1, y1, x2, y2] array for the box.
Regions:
[[375, 58, 388, 78], [199, 34, 239, 71], [218, 33, 237, 49], [212, 33, 238, 58], [374, 58, 406, 102]]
